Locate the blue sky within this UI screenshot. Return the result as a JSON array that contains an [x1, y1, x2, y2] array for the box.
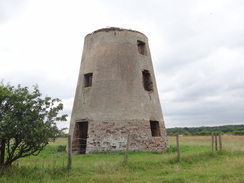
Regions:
[[1, 0, 244, 129]]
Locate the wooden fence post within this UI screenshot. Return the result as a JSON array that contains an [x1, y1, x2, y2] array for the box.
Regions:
[[215, 133, 218, 151], [219, 133, 222, 151], [67, 135, 72, 170], [176, 134, 181, 162], [211, 132, 214, 152], [124, 133, 130, 165]]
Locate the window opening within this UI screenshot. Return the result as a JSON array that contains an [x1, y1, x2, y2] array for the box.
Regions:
[[84, 73, 93, 87], [150, 121, 161, 137], [142, 70, 153, 91], [137, 40, 146, 55]]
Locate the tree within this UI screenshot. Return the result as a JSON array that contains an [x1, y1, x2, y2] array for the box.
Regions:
[[0, 83, 67, 168]]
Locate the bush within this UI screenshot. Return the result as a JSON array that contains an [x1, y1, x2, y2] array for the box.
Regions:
[[56, 145, 66, 152]]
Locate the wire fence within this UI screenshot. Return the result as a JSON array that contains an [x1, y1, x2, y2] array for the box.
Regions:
[[70, 133, 227, 155], [13, 134, 244, 170]]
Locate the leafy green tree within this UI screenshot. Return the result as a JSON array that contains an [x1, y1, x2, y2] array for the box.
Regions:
[[0, 83, 67, 168]]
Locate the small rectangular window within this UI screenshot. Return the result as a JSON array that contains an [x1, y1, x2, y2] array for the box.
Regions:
[[142, 70, 153, 91], [84, 73, 93, 87], [137, 40, 146, 55], [150, 121, 161, 137]]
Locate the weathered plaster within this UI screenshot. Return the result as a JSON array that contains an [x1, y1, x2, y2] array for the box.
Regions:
[[69, 27, 168, 154]]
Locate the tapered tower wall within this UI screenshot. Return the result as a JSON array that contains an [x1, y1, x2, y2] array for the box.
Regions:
[[69, 28, 167, 154]]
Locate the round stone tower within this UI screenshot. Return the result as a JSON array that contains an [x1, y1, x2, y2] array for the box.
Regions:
[[69, 27, 167, 154]]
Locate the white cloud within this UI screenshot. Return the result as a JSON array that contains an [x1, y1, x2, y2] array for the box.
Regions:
[[1, 0, 244, 129]]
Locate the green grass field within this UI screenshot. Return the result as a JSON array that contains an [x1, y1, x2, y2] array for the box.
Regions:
[[0, 136, 243, 183]]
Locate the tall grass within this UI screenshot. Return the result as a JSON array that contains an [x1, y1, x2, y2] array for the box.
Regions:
[[0, 136, 243, 183]]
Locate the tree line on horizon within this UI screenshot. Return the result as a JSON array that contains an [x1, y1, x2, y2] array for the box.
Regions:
[[166, 124, 244, 136]]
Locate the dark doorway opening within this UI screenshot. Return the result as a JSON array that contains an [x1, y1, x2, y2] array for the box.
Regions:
[[150, 121, 161, 137], [142, 70, 153, 92], [75, 121, 88, 154]]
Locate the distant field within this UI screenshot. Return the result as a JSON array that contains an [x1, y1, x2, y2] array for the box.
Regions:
[[0, 135, 243, 183], [168, 135, 244, 151]]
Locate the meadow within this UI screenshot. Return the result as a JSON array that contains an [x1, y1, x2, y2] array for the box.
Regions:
[[0, 135, 243, 183]]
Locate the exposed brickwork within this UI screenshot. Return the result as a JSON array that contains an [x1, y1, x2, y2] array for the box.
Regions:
[[72, 120, 168, 153]]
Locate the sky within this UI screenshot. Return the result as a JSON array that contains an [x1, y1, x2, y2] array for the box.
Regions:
[[1, 0, 244, 129]]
